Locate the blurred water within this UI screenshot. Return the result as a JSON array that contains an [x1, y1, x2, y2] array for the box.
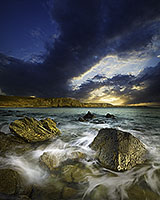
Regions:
[[0, 107, 160, 199]]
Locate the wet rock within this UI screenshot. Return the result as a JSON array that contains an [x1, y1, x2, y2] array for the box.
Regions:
[[70, 151, 86, 160], [90, 128, 147, 171], [32, 176, 64, 200], [127, 184, 160, 200], [0, 131, 31, 156], [78, 111, 96, 122], [9, 117, 61, 143], [106, 113, 115, 119], [87, 185, 108, 200], [40, 151, 86, 171], [83, 111, 96, 120], [40, 152, 59, 171], [62, 186, 77, 199], [0, 168, 32, 198], [61, 163, 91, 183], [78, 116, 86, 122], [17, 195, 32, 200]]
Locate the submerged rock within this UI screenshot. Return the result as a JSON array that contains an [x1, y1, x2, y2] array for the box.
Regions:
[[61, 163, 91, 183], [0, 168, 32, 199], [127, 184, 160, 200], [40, 152, 59, 171], [90, 128, 147, 171], [9, 117, 61, 143], [106, 113, 115, 119], [40, 151, 86, 171], [78, 111, 96, 122], [62, 186, 77, 199], [32, 176, 64, 200]]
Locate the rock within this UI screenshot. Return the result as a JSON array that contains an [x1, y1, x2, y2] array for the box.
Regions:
[[127, 184, 160, 200], [40, 152, 59, 171], [62, 186, 77, 199], [78, 117, 86, 122], [70, 151, 86, 160], [106, 113, 115, 119], [40, 151, 86, 171], [0, 168, 32, 198], [83, 111, 96, 120], [9, 117, 61, 143], [90, 128, 147, 171], [0, 131, 31, 156], [31, 175, 64, 200], [78, 111, 96, 122], [61, 163, 91, 183], [88, 185, 108, 200], [17, 195, 32, 200]]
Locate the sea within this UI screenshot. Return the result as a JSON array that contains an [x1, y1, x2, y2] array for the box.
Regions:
[[0, 107, 160, 200]]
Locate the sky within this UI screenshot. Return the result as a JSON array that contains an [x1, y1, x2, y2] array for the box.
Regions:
[[0, 0, 160, 106]]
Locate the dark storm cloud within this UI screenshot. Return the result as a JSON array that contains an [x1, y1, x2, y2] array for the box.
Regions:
[[0, 0, 160, 99], [74, 74, 135, 100], [126, 62, 160, 104]]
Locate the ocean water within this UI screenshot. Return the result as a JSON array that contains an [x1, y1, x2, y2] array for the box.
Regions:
[[0, 107, 160, 200]]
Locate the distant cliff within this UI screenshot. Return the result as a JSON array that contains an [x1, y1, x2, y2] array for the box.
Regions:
[[0, 95, 113, 108]]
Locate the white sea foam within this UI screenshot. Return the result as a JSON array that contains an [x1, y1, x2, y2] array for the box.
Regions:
[[0, 107, 160, 199], [6, 155, 48, 184]]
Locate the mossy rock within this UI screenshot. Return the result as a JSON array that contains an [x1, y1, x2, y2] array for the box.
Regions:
[[39, 151, 86, 172], [127, 184, 160, 200], [0, 168, 32, 198], [9, 117, 61, 143], [62, 186, 77, 199], [90, 128, 147, 171], [39, 152, 59, 171], [31, 175, 65, 200], [0, 131, 31, 156], [61, 163, 91, 183], [87, 185, 109, 200], [17, 195, 32, 200]]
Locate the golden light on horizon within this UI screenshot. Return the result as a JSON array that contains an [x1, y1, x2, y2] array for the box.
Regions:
[[85, 86, 126, 105], [97, 96, 125, 105]]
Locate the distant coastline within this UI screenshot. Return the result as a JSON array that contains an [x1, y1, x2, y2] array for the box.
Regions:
[[0, 95, 114, 108]]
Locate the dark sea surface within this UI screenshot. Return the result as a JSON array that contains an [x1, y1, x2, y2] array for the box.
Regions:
[[0, 107, 160, 200]]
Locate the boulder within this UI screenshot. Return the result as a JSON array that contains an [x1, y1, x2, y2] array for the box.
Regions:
[[0, 168, 32, 199], [78, 111, 96, 121], [62, 186, 77, 199], [61, 163, 91, 183], [39, 151, 86, 171], [31, 176, 64, 200], [106, 113, 115, 119], [0, 131, 31, 156], [83, 111, 96, 120], [127, 184, 160, 200], [40, 152, 59, 171], [90, 128, 147, 171], [9, 117, 61, 143]]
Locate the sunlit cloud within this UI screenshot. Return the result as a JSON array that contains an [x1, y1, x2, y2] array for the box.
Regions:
[[131, 84, 146, 91], [83, 86, 127, 105], [70, 53, 149, 90]]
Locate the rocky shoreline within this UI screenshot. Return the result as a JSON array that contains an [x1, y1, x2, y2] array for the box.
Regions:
[[0, 95, 113, 108], [0, 112, 159, 200]]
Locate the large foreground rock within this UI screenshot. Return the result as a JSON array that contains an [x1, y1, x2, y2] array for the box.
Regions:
[[0, 168, 32, 199], [9, 117, 61, 143], [90, 128, 147, 171], [0, 131, 31, 156]]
